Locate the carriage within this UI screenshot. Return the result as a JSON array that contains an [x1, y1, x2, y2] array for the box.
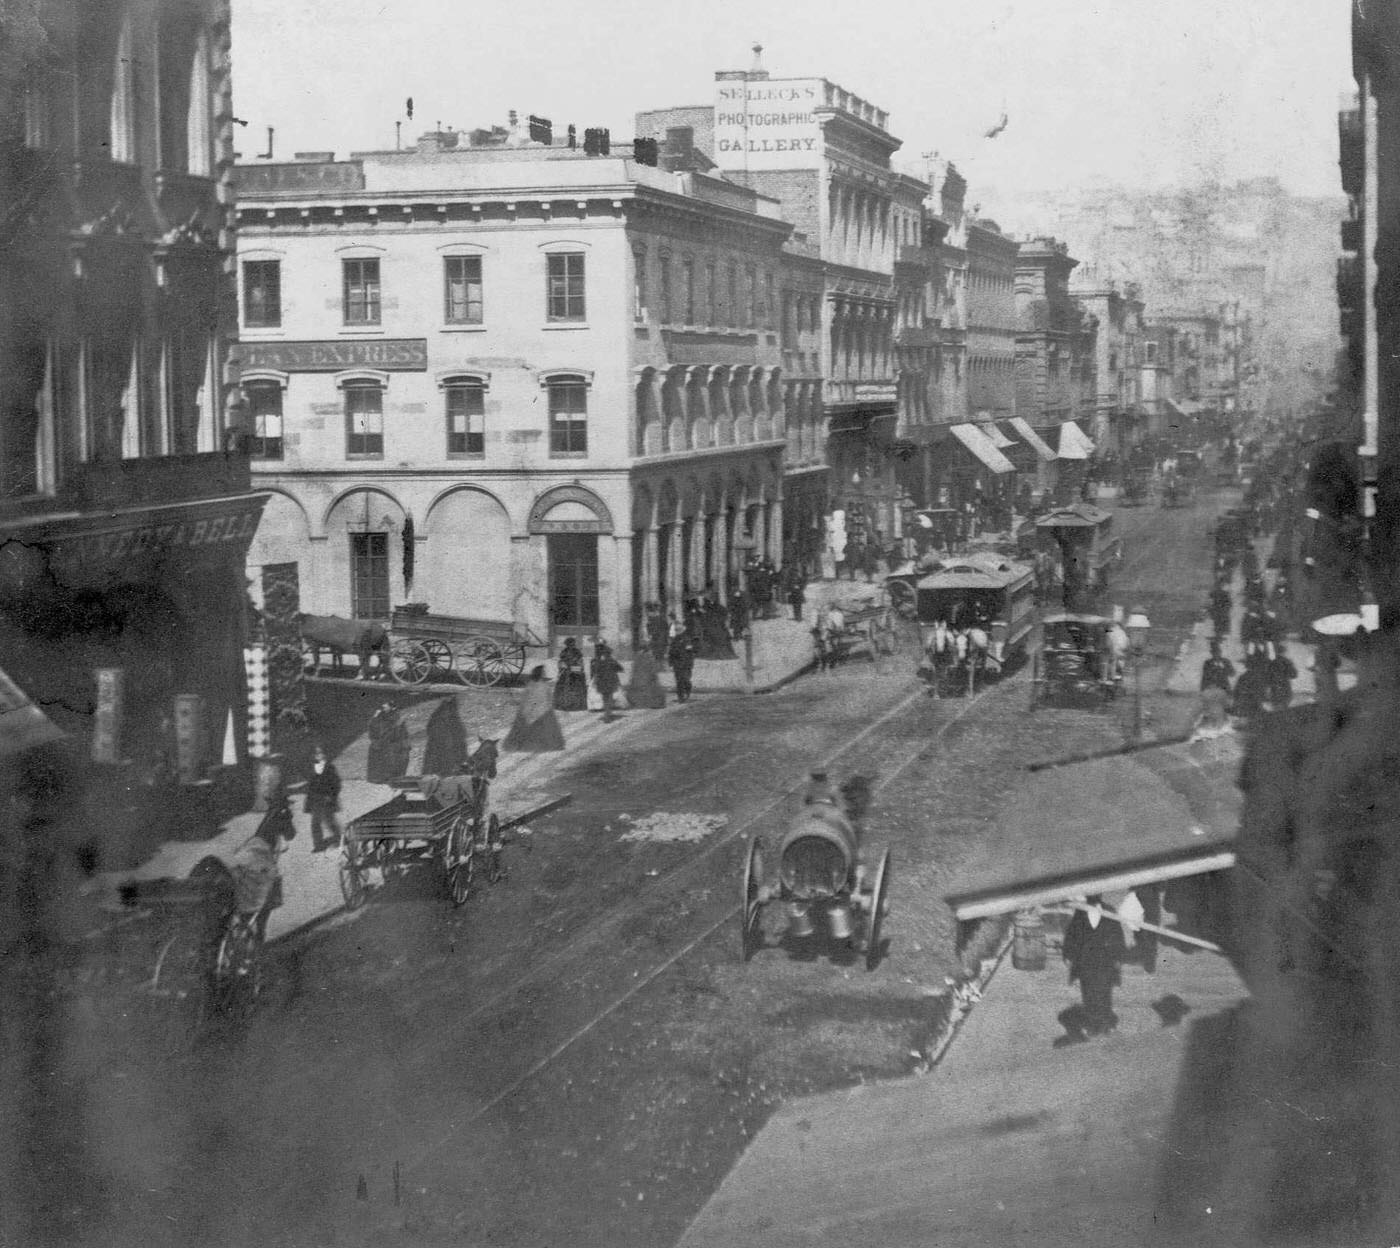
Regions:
[[1029, 613, 1123, 709], [386, 608, 547, 687], [889, 552, 1036, 695], [817, 585, 899, 665], [740, 775, 891, 970], [338, 771, 502, 910], [1120, 467, 1152, 506], [1032, 504, 1123, 612]]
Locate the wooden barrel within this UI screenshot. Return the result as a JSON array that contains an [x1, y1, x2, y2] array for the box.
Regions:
[[1011, 909, 1047, 971]]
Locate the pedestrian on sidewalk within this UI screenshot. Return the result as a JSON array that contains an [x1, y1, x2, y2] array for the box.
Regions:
[[1199, 639, 1236, 695], [667, 631, 696, 703], [503, 666, 565, 753], [1266, 643, 1297, 710], [786, 574, 806, 623], [1208, 583, 1232, 639], [727, 588, 750, 640], [644, 602, 668, 663], [553, 638, 588, 712], [591, 641, 624, 722], [1061, 897, 1126, 1038], [625, 646, 667, 709], [304, 744, 342, 852], [367, 701, 408, 783], [1231, 646, 1271, 719]]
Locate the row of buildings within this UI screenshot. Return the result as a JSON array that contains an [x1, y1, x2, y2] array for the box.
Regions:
[[232, 52, 1248, 657], [0, 14, 1250, 793]]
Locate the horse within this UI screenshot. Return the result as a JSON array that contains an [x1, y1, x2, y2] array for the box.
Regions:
[[299, 614, 390, 679], [1104, 622, 1130, 685], [920, 619, 956, 696]]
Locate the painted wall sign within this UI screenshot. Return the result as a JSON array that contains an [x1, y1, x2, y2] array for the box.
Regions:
[[713, 78, 824, 170], [236, 162, 366, 195], [241, 339, 429, 372]]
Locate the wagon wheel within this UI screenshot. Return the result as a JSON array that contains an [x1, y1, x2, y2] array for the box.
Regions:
[[865, 849, 892, 971], [499, 642, 528, 682], [212, 920, 262, 1021], [741, 836, 766, 962], [447, 815, 476, 908], [419, 638, 452, 681], [460, 636, 507, 686], [337, 844, 367, 909], [389, 640, 433, 685]]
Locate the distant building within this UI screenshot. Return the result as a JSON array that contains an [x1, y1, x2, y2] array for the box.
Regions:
[[1014, 236, 1097, 436], [640, 51, 915, 565], [0, 0, 263, 798], [234, 129, 791, 655], [1071, 275, 1146, 458]]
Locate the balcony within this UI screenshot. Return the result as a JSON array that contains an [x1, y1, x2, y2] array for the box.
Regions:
[[58, 451, 252, 513]]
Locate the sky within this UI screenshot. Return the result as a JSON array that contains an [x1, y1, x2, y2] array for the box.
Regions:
[[229, 0, 1351, 200]]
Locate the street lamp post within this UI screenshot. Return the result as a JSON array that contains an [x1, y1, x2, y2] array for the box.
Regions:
[[1125, 607, 1151, 739]]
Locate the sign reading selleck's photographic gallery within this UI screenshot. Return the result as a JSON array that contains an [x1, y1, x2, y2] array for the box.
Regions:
[[241, 339, 429, 372], [713, 77, 824, 170]]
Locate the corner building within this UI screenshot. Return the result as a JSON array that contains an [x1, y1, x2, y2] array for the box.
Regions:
[[235, 133, 792, 655]]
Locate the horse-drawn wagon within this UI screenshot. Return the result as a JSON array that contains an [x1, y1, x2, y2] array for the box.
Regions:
[[741, 772, 891, 970], [386, 609, 547, 686], [815, 584, 898, 666], [338, 746, 504, 909], [1029, 613, 1124, 709]]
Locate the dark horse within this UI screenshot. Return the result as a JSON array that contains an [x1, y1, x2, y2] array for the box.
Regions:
[[299, 614, 390, 679]]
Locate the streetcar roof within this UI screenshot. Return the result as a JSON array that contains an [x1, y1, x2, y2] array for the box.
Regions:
[[906, 554, 1033, 591], [1041, 612, 1114, 626], [1034, 503, 1113, 529]]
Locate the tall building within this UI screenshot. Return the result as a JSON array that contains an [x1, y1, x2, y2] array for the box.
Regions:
[[0, 0, 262, 808], [234, 127, 792, 656], [640, 50, 914, 565], [1014, 236, 1097, 436], [1071, 275, 1145, 457]]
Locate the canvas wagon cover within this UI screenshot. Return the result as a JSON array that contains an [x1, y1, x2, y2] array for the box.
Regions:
[[946, 732, 1243, 920]]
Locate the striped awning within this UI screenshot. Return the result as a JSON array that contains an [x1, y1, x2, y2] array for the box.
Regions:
[[949, 423, 1015, 474], [1055, 421, 1097, 460], [1008, 417, 1057, 463]]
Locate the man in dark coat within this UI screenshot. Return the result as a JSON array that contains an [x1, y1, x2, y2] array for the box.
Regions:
[[667, 631, 696, 704], [1199, 639, 1236, 695], [1208, 583, 1232, 640], [645, 602, 668, 663], [1062, 898, 1127, 1036], [591, 641, 624, 722], [1231, 647, 1271, 719], [1267, 645, 1297, 710], [786, 574, 806, 623], [304, 744, 342, 853], [367, 702, 408, 783]]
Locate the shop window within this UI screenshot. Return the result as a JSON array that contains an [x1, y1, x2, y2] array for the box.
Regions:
[[343, 258, 381, 325], [547, 252, 586, 322], [548, 532, 599, 630], [444, 255, 483, 324], [445, 380, 485, 455], [245, 381, 283, 459], [243, 260, 282, 328], [345, 382, 383, 457], [548, 377, 588, 456], [350, 532, 390, 620]]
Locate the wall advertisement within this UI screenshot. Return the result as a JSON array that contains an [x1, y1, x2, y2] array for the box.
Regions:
[[713, 77, 824, 170]]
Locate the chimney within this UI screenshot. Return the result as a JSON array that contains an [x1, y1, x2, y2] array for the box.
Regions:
[[750, 42, 768, 79], [416, 129, 459, 154]]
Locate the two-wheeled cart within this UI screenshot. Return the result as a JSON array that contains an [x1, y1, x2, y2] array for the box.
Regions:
[[387, 608, 546, 687], [338, 777, 502, 910]]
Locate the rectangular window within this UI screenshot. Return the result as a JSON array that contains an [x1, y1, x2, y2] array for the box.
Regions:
[[548, 379, 588, 455], [443, 255, 483, 324], [345, 383, 383, 456], [547, 252, 586, 321], [765, 272, 776, 330], [659, 254, 672, 323], [350, 532, 390, 620], [245, 382, 283, 459], [548, 533, 600, 630], [745, 266, 756, 329], [706, 262, 717, 326], [683, 258, 695, 325], [445, 382, 485, 455], [633, 250, 646, 320], [343, 258, 381, 325], [243, 261, 282, 328], [727, 264, 738, 328]]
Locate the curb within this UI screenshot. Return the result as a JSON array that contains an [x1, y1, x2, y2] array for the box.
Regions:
[[921, 923, 1015, 1074], [267, 791, 573, 947]]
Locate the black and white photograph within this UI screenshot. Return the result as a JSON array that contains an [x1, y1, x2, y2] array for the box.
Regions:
[[1, 1, 1394, 1244]]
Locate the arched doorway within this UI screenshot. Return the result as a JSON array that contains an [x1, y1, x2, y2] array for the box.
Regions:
[[529, 485, 614, 640]]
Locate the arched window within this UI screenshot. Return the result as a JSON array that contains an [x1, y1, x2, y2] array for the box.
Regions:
[[110, 17, 136, 163], [186, 31, 211, 176]]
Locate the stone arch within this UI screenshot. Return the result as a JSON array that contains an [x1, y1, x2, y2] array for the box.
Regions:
[[322, 487, 410, 619], [635, 367, 662, 457], [528, 483, 615, 534], [662, 366, 687, 453], [710, 366, 733, 447], [321, 483, 410, 536], [631, 482, 655, 532], [418, 485, 512, 620], [686, 366, 710, 450], [246, 488, 312, 571]]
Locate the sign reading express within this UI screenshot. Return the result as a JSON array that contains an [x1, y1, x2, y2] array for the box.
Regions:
[[713, 79, 822, 170], [241, 339, 429, 372]]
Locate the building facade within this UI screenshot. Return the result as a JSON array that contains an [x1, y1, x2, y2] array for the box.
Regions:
[[640, 54, 910, 569], [235, 132, 792, 657], [1071, 276, 1146, 457], [0, 0, 262, 804], [1014, 236, 1094, 426]]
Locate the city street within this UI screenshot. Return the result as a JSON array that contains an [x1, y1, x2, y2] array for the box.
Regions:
[[61, 485, 1233, 1248]]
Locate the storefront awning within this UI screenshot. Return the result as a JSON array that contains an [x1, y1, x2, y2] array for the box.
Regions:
[[1163, 398, 1188, 423], [0, 666, 66, 759], [946, 733, 1243, 921], [1007, 417, 1057, 463], [1054, 420, 1097, 460], [977, 420, 1017, 449], [948, 423, 1015, 474]]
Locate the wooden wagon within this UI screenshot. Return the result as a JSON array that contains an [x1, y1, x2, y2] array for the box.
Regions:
[[338, 778, 501, 910], [387, 608, 547, 686]]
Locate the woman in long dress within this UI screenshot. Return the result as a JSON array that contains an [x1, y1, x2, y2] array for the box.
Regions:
[[504, 666, 565, 752], [553, 637, 587, 711]]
